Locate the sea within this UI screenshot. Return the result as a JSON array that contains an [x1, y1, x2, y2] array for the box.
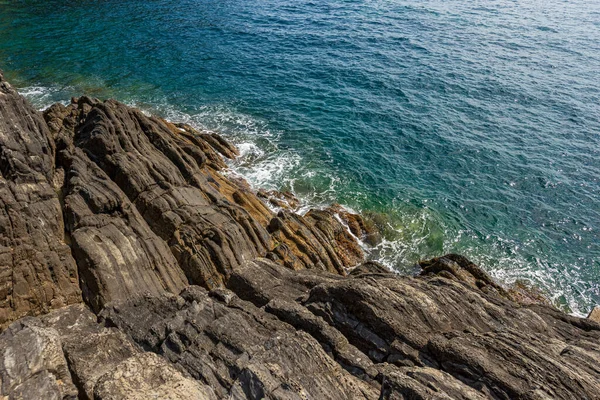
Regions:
[[1, 0, 599, 315]]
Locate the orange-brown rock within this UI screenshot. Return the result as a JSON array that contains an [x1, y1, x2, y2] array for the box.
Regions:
[[257, 188, 300, 210], [588, 306, 600, 323]]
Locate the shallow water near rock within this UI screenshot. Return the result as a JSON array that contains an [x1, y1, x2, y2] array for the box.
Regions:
[[1, 0, 599, 315]]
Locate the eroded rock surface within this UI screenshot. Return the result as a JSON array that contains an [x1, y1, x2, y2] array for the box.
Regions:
[[0, 73, 81, 329], [229, 258, 600, 399], [0, 317, 77, 399], [0, 304, 216, 400], [99, 286, 379, 399], [60, 148, 188, 312], [1, 73, 600, 399], [93, 352, 217, 400], [42, 93, 365, 311]]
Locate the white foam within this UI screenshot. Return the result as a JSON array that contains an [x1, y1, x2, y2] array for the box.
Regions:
[[19, 85, 71, 110], [236, 142, 264, 159]]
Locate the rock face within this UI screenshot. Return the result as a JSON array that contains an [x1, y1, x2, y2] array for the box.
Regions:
[[0, 317, 78, 399], [588, 306, 600, 323], [99, 286, 378, 399], [42, 93, 365, 312], [0, 303, 216, 400], [228, 258, 600, 399], [0, 74, 81, 329], [1, 73, 600, 399]]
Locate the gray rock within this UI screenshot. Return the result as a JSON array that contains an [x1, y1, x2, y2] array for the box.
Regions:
[[60, 148, 188, 312], [93, 352, 217, 400], [227, 258, 600, 399], [0, 318, 78, 399], [48, 307, 139, 400], [0, 303, 218, 400], [99, 286, 380, 399]]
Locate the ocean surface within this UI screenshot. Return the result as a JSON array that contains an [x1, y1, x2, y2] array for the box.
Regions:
[[1, 0, 599, 315]]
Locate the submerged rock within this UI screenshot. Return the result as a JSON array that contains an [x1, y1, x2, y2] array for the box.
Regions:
[[1, 73, 599, 399]]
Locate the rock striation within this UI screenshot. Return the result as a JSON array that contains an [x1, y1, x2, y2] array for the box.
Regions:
[[1, 72, 600, 399], [0, 75, 81, 328]]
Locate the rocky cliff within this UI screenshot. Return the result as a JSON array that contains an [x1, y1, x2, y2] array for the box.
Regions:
[[1, 73, 599, 399]]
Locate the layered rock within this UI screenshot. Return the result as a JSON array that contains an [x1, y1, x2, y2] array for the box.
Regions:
[[99, 286, 379, 399], [228, 258, 600, 399], [41, 94, 366, 312], [0, 303, 216, 400], [0, 317, 78, 399], [1, 73, 600, 399], [0, 74, 81, 329], [60, 148, 188, 312], [4, 256, 595, 399]]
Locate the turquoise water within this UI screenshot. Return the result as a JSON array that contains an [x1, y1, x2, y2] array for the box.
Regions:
[[1, 0, 599, 315]]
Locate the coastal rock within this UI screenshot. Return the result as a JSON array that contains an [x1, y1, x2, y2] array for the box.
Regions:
[[59, 148, 188, 312], [0, 318, 78, 399], [99, 286, 380, 399], [378, 364, 487, 400], [41, 304, 141, 400], [257, 188, 300, 210], [43, 95, 364, 302], [93, 353, 217, 400], [1, 76, 600, 399], [0, 303, 217, 400], [419, 253, 504, 292], [230, 258, 600, 399], [326, 204, 381, 246], [0, 73, 81, 329], [589, 306, 600, 323]]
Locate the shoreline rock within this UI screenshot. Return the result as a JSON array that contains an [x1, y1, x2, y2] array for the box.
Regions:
[[1, 72, 600, 399], [589, 306, 600, 323]]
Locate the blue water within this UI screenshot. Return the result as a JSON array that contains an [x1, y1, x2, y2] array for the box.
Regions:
[[1, 0, 599, 315]]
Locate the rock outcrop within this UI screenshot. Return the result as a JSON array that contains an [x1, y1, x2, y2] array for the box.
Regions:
[[41, 93, 366, 313], [1, 72, 600, 399], [0, 74, 81, 329], [0, 317, 78, 399]]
